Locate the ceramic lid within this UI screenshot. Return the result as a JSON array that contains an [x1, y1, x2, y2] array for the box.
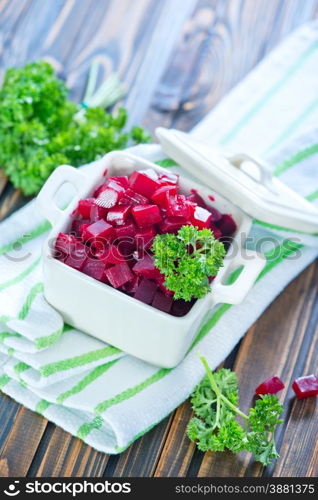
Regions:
[[156, 127, 318, 234]]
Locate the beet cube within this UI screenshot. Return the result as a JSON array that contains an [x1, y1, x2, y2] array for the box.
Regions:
[[96, 187, 121, 209], [82, 220, 114, 244], [152, 291, 173, 313], [94, 183, 107, 198], [158, 216, 187, 234], [207, 205, 222, 222], [76, 198, 108, 221], [166, 194, 191, 219], [216, 214, 237, 236], [107, 179, 126, 194], [71, 218, 90, 237], [292, 375, 318, 399], [79, 222, 90, 236], [132, 204, 162, 227], [105, 261, 133, 288], [95, 245, 125, 265], [107, 205, 130, 226], [64, 241, 88, 270], [82, 259, 107, 282], [191, 206, 212, 229], [90, 203, 108, 221], [94, 179, 126, 198], [54, 250, 67, 262], [119, 188, 149, 206], [185, 199, 197, 217], [210, 224, 222, 240], [106, 176, 129, 189], [133, 255, 162, 280], [158, 172, 179, 186], [140, 168, 159, 180], [65, 253, 87, 271], [171, 299, 195, 317], [135, 227, 155, 250], [55, 233, 77, 255], [115, 222, 137, 240], [134, 279, 157, 304], [129, 170, 160, 198], [122, 275, 140, 294], [187, 190, 207, 209], [151, 185, 177, 207], [255, 376, 285, 395], [77, 198, 96, 219], [117, 240, 136, 258]]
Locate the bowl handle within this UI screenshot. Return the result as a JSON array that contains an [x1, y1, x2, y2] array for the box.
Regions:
[[211, 250, 266, 305], [226, 152, 275, 193], [36, 165, 87, 225]]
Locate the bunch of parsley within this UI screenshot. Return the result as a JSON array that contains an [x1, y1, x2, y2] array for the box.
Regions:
[[0, 61, 149, 195], [152, 225, 226, 301], [187, 356, 284, 466]]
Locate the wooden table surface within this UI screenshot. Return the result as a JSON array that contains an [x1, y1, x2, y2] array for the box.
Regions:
[[0, 0, 317, 478]]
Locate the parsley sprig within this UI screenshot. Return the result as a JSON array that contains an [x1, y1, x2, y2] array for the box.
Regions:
[[152, 225, 226, 301], [0, 61, 150, 195], [187, 356, 283, 466]]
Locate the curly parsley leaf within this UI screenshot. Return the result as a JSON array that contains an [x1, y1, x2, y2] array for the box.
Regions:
[[152, 225, 226, 301], [0, 61, 150, 195], [187, 356, 284, 466]]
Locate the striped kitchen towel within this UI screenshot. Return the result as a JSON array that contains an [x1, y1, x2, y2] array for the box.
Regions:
[[0, 20, 318, 453]]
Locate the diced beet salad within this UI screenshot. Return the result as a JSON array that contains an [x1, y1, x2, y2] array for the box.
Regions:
[[54, 169, 237, 316]]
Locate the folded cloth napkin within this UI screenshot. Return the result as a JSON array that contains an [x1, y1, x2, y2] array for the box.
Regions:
[[0, 20, 318, 454]]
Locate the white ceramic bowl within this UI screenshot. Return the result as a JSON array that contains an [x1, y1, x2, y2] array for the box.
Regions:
[[37, 151, 265, 368]]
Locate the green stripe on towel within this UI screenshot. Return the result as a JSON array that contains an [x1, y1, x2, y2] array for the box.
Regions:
[[40, 345, 122, 377], [0, 256, 41, 292], [0, 282, 62, 348], [77, 416, 104, 440], [94, 367, 170, 414], [0, 374, 11, 388], [56, 359, 120, 404], [18, 282, 44, 320], [35, 324, 73, 350], [0, 220, 51, 257], [273, 142, 318, 176], [0, 332, 20, 342], [306, 190, 318, 202], [35, 399, 51, 414], [14, 362, 30, 374], [254, 219, 318, 236]]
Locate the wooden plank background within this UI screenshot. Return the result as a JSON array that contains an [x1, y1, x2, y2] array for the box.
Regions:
[[0, 0, 317, 477]]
